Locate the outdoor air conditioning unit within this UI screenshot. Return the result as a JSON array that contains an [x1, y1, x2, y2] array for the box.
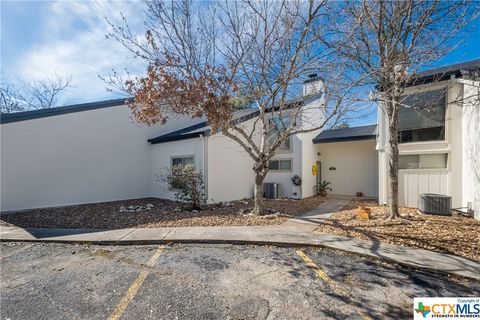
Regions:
[[264, 183, 280, 199], [419, 193, 452, 216]]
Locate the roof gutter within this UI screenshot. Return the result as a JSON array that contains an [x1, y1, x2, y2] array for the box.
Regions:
[[0, 98, 129, 124], [147, 131, 205, 144], [313, 135, 376, 144]]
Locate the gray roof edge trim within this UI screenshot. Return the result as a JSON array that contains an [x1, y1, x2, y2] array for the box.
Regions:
[[148, 131, 205, 144], [322, 124, 377, 132], [406, 59, 480, 87], [313, 135, 376, 144], [148, 108, 260, 144], [0, 98, 130, 124]]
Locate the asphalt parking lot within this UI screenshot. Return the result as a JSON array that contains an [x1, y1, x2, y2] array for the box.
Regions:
[[1, 242, 479, 320]]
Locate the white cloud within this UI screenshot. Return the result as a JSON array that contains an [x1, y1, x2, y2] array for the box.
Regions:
[[14, 0, 148, 105]]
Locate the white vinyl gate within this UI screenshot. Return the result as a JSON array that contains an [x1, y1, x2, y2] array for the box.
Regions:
[[398, 169, 450, 208]]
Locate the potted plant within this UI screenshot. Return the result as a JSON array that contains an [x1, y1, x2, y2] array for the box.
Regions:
[[315, 180, 332, 197]]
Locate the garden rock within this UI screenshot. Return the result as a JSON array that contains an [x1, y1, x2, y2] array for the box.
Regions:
[[119, 204, 155, 213]]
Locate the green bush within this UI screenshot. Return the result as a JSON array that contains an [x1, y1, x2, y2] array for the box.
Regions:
[[165, 164, 205, 210]]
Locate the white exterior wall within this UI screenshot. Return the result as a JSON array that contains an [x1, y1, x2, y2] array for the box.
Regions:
[[150, 137, 205, 201], [299, 92, 325, 198], [398, 170, 450, 207], [1, 78, 328, 210], [378, 151, 388, 205], [264, 92, 324, 199], [462, 80, 480, 219], [300, 130, 321, 198], [264, 135, 303, 198], [377, 80, 480, 218], [378, 81, 459, 208], [315, 140, 378, 197], [207, 134, 255, 202], [393, 82, 461, 208], [377, 100, 389, 205], [448, 83, 464, 209], [0, 105, 201, 211]]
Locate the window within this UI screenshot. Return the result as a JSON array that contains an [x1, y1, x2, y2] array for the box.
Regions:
[[268, 159, 292, 171], [268, 135, 291, 151], [280, 136, 291, 151], [171, 156, 194, 167], [268, 116, 292, 152], [398, 90, 446, 143], [398, 154, 447, 169]]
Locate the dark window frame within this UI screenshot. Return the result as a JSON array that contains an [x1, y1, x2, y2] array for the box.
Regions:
[[398, 89, 447, 144], [171, 155, 195, 167], [268, 159, 292, 171]]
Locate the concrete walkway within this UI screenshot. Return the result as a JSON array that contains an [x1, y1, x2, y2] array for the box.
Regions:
[[285, 198, 350, 227], [1, 198, 479, 280]]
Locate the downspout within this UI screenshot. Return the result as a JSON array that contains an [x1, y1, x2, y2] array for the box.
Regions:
[[201, 134, 209, 202]]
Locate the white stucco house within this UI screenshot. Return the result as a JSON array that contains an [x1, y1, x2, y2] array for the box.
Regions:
[[314, 59, 480, 219], [0, 75, 325, 212], [1, 59, 479, 219]]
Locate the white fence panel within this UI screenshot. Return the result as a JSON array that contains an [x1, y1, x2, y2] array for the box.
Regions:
[[399, 170, 450, 208]]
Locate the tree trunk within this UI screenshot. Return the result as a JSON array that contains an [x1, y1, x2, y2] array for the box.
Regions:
[[252, 168, 268, 215], [387, 98, 400, 219]]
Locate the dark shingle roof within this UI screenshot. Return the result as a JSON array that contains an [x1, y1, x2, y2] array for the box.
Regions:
[[0, 98, 129, 124], [409, 58, 480, 85], [148, 100, 304, 144], [148, 107, 264, 144], [147, 121, 210, 144], [313, 124, 377, 144]]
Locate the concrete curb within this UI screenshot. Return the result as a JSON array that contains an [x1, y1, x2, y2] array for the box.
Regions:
[[2, 235, 479, 282], [2, 225, 479, 281]]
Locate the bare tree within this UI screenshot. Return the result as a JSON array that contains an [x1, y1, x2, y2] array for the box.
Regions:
[[106, 0, 357, 214], [326, 0, 479, 218], [0, 74, 71, 113], [18, 74, 72, 110], [0, 83, 23, 113]]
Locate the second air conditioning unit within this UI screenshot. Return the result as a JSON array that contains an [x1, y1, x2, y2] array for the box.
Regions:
[[419, 193, 451, 216]]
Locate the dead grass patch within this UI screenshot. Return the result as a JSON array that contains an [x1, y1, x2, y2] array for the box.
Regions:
[[0, 196, 325, 229], [315, 200, 480, 261]]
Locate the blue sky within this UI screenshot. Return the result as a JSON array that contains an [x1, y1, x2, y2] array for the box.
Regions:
[[1, 1, 479, 125], [1, 1, 146, 105]]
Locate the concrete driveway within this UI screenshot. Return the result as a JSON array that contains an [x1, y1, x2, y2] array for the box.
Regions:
[[1, 242, 479, 320]]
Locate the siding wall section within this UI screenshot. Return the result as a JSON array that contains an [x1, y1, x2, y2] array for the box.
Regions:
[[398, 170, 450, 208], [377, 80, 480, 219], [206, 134, 255, 202], [0, 105, 201, 211], [462, 81, 480, 218]]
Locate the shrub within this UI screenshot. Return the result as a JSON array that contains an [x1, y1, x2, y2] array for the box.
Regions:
[[165, 164, 205, 210]]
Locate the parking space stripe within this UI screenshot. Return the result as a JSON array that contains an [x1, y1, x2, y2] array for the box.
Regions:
[[296, 249, 373, 320], [108, 246, 165, 320], [296, 249, 336, 286]]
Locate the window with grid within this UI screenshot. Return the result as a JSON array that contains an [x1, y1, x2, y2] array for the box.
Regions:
[[171, 156, 194, 167], [268, 159, 292, 171], [398, 154, 448, 169]]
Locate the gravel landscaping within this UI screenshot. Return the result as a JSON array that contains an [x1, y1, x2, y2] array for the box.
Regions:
[[0, 197, 325, 229], [315, 200, 480, 261]]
